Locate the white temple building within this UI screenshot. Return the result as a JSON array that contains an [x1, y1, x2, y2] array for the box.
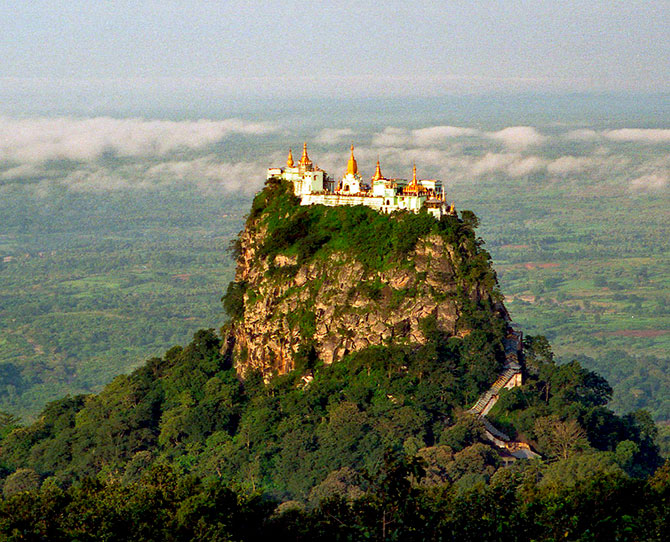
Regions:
[[267, 143, 455, 219]]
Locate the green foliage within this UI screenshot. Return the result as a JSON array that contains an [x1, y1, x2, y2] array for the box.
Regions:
[[3, 458, 670, 541], [0, 325, 664, 541], [286, 309, 316, 340], [0, 325, 661, 504], [0, 464, 273, 542], [0, 172, 665, 529], [246, 179, 494, 285], [572, 350, 670, 421], [2, 468, 40, 498], [0, 188, 243, 421], [460, 209, 480, 230], [0, 412, 20, 441], [0, 331, 459, 497], [439, 413, 486, 452], [523, 334, 554, 374], [221, 281, 247, 321], [488, 335, 661, 477], [355, 278, 385, 302]]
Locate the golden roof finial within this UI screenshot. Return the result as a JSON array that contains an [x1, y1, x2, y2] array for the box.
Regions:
[[372, 158, 383, 182], [409, 163, 419, 189], [299, 142, 312, 166], [287, 148, 294, 168], [346, 143, 358, 175]]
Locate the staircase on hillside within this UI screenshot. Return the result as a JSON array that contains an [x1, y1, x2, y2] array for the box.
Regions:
[[466, 328, 540, 459]]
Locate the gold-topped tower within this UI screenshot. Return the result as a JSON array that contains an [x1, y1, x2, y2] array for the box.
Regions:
[[299, 142, 312, 170], [287, 148, 294, 168], [371, 159, 383, 182], [346, 144, 358, 175], [411, 164, 418, 186]]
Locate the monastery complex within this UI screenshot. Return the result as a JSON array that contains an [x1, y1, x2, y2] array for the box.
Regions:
[[267, 143, 456, 219]]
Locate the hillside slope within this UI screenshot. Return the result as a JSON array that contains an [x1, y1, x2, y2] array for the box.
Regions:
[[0, 176, 662, 502]]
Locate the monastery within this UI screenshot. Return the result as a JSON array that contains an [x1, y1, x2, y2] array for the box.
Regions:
[[267, 143, 455, 219]]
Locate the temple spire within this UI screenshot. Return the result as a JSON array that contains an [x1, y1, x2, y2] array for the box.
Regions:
[[346, 143, 358, 175], [411, 163, 418, 187], [299, 142, 312, 167], [286, 148, 294, 168], [372, 158, 383, 182]]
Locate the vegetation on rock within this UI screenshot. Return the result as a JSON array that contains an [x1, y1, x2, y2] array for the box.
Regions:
[[223, 177, 504, 377], [0, 326, 660, 502], [0, 176, 666, 539]]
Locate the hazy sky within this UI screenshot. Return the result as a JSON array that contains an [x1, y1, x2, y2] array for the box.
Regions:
[[1, 0, 669, 105]]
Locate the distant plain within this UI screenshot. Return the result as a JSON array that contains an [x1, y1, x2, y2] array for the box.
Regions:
[[1, 95, 668, 419]]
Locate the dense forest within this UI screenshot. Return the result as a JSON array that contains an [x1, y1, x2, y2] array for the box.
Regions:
[[2, 458, 670, 541], [0, 327, 667, 540], [1, 165, 668, 538]]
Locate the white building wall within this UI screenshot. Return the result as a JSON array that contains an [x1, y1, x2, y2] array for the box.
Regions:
[[302, 171, 324, 194], [268, 160, 450, 218], [420, 180, 441, 192], [301, 193, 385, 211], [340, 173, 362, 194]]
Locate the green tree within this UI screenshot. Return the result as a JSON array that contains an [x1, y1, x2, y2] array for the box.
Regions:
[[3, 468, 40, 497]]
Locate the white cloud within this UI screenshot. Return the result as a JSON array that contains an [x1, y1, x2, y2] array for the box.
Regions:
[[315, 128, 354, 145], [604, 129, 670, 144], [469, 152, 548, 178], [507, 156, 547, 177], [3, 119, 668, 199], [547, 156, 595, 176], [563, 128, 670, 144], [47, 158, 267, 195], [372, 126, 548, 149], [411, 126, 480, 146], [0, 154, 268, 195], [471, 153, 516, 176], [371, 127, 410, 147], [629, 173, 669, 192], [373, 124, 547, 149], [146, 157, 264, 195], [0, 163, 44, 180], [0, 117, 277, 163], [487, 126, 547, 148]]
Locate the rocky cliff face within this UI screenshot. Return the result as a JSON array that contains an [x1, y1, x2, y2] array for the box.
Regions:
[[222, 178, 507, 379]]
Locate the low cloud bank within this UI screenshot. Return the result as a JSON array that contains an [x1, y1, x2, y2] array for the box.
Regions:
[[0, 116, 277, 195], [0, 117, 276, 163], [565, 128, 670, 144], [369, 125, 545, 149], [322, 124, 668, 192], [629, 173, 669, 192], [1, 117, 667, 196]]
